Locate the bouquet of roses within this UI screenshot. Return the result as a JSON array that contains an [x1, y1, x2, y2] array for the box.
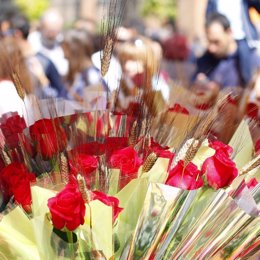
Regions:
[[0, 101, 259, 259]]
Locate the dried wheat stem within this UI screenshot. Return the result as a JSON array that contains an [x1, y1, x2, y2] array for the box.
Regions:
[[11, 72, 25, 100], [143, 134, 151, 151], [239, 154, 260, 176], [170, 138, 202, 169], [172, 139, 194, 166], [183, 138, 203, 166], [60, 152, 69, 184], [129, 121, 138, 146], [1, 150, 11, 165], [77, 174, 91, 203], [101, 37, 114, 77], [142, 152, 158, 173]]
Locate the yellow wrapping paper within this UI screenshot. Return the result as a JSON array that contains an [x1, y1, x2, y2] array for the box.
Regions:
[[0, 207, 40, 260], [229, 120, 254, 169], [84, 200, 113, 259], [192, 143, 215, 170], [228, 121, 257, 190], [0, 186, 113, 260], [115, 177, 149, 258], [141, 157, 170, 183]]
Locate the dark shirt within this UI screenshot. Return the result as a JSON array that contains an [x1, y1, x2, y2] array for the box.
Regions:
[[36, 52, 66, 97], [195, 51, 243, 88]]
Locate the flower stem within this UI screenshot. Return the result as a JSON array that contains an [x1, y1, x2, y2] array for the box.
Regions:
[[67, 231, 75, 260]]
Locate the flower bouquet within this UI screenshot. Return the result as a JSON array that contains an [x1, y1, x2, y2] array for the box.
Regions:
[[0, 1, 259, 257], [0, 96, 259, 259]]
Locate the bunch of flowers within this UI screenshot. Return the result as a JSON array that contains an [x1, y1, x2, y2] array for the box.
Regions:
[[0, 99, 259, 259]]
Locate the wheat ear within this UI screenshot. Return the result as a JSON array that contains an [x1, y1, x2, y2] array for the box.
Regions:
[[101, 36, 114, 77], [142, 152, 158, 173]]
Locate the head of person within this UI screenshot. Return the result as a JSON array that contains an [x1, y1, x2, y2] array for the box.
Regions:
[[0, 2, 19, 38], [10, 14, 30, 40], [117, 36, 160, 87], [61, 29, 94, 82], [205, 13, 234, 58], [0, 37, 32, 93], [40, 9, 63, 49]]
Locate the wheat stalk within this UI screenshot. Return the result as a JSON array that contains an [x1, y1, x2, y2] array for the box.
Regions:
[[143, 133, 151, 150], [239, 154, 260, 176], [1, 150, 11, 165], [10, 72, 25, 100], [129, 121, 138, 146], [183, 138, 204, 166], [101, 36, 114, 77], [77, 174, 91, 203], [142, 152, 158, 173], [60, 152, 69, 184]]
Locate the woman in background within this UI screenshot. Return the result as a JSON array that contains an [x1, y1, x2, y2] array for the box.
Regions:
[[116, 36, 170, 115], [61, 29, 108, 106], [0, 37, 33, 119]]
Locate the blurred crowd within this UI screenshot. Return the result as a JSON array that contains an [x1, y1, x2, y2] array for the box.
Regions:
[[0, 1, 260, 145]]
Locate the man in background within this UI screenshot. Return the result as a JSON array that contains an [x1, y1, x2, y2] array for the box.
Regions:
[[207, 0, 260, 85], [28, 9, 68, 77], [11, 15, 65, 98], [194, 13, 243, 90]]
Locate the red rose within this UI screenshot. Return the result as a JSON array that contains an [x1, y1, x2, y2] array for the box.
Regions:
[[209, 140, 233, 157], [105, 137, 128, 160], [0, 113, 26, 149], [150, 139, 174, 159], [69, 154, 98, 176], [0, 163, 36, 209], [91, 191, 123, 222], [166, 160, 203, 190], [109, 146, 142, 175], [168, 104, 189, 115], [29, 119, 67, 159], [71, 142, 105, 156], [246, 178, 258, 190], [201, 150, 238, 189], [48, 180, 86, 231]]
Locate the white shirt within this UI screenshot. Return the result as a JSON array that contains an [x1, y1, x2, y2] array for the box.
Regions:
[[92, 51, 122, 92], [217, 0, 245, 40], [0, 80, 27, 118]]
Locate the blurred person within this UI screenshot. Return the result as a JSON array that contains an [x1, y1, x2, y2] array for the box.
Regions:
[[0, 37, 32, 118], [160, 21, 194, 87], [28, 9, 68, 77], [116, 36, 170, 113], [74, 17, 97, 36], [161, 19, 190, 62], [61, 29, 108, 104], [10, 14, 66, 98], [207, 0, 260, 85], [194, 13, 245, 93], [238, 69, 260, 144], [0, 2, 19, 38], [91, 26, 138, 92], [241, 69, 260, 120]]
